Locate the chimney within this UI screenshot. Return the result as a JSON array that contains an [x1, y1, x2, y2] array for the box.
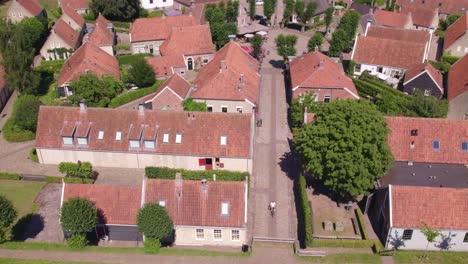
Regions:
[[219, 60, 226, 73], [213, 174, 216, 181], [319, 60, 324, 68], [303, 106, 308, 124], [364, 20, 372, 36], [238, 73, 244, 90], [79, 99, 87, 113], [314, 46, 319, 52], [228, 35, 236, 42], [138, 103, 145, 115], [201, 178, 207, 193]]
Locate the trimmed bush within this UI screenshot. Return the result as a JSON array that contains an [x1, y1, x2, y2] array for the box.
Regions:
[[311, 239, 376, 248], [0, 173, 21, 180], [108, 81, 163, 108], [63, 178, 95, 184], [45, 176, 62, 183], [117, 53, 152, 65], [143, 238, 161, 254], [137, 203, 173, 240], [60, 198, 97, 236], [58, 162, 93, 178], [0, 194, 18, 242], [355, 208, 368, 240], [441, 54, 459, 65], [29, 148, 39, 163], [67, 234, 88, 249], [298, 175, 313, 247], [2, 117, 36, 142], [145, 167, 248, 181]]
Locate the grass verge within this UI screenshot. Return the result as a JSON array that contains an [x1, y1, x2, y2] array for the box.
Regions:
[[297, 253, 381, 264], [0, 259, 100, 264], [29, 148, 39, 163], [311, 239, 376, 248], [393, 250, 468, 264], [108, 80, 163, 108]]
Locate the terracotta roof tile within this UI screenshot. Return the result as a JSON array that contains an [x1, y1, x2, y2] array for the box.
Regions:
[[89, 15, 114, 47], [57, 42, 120, 87], [289, 50, 358, 98], [63, 183, 142, 225], [145, 179, 246, 227], [146, 56, 177, 78], [374, 9, 410, 28], [160, 24, 213, 57], [391, 185, 468, 230], [17, 0, 43, 16], [396, 0, 468, 15], [366, 25, 430, 43], [130, 16, 198, 42], [444, 13, 467, 51], [400, 5, 437, 28], [62, 2, 85, 27], [142, 74, 191, 111], [385, 116, 468, 164], [61, 0, 90, 10], [191, 42, 260, 105], [52, 18, 81, 48], [448, 54, 468, 101], [403, 62, 443, 93], [36, 106, 253, 158]]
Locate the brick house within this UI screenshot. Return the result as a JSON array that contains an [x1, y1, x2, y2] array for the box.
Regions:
[[403, 62, 444, 98], [190, 42, 260, 114], [61, 177, 248, 246], [399, 5, 438, 30], [56, 42, 120, 97], [35, 103, 254, 173], [448, 55, 468, 120], [289, 48, 359, 102], [40, 18, 83, 61], [141, 73, 191, 111], [443, 12, 468, 57], [87, 15, 116, 56], [6, 0, 45, 23]]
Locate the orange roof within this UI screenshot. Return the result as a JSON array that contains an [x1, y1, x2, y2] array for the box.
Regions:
[[89, 15, 114, 47], [62, 2, 85, 27], [57, 42, 120, 86], [191, 42, 260, 105], [145, 179, 246, 227], [61, 0, 90, 10], [52, 18, 81, 48], [366, 25, 430, 44], [289, 50, 358, 98], [444, 13, 467, 51], [142, 73, 191, 111], [374, 9, 410, 28], [403, 62, 443, 93], [448, 54, 468, 101], [391, 185, 468, 230], [385, 116, 468, 164], [63, 184, 141, 225], [160, 24, 213, 57], [400, 5, 437, 28], [146, 56, 178, 78], [396, 0, 468, 15], [17, 0, 43, 16], [36, 106, 253, 158], [130, 16, 198, 42]]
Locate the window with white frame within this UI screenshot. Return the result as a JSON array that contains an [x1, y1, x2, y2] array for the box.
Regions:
[[220, 136, 227, 146], [213, 229, 222, 240], [231, 230, 240, 241], [207, 105, 213, 112], [424, 89, 430, 96], [98, 130, 104, 140], [324, 95, 331, 103], [221, 202, 229, 216], [196, 229, 204, 240], [62, 137, 73, 145], [402, 229, 413, 240], [163, 133, 169, 143], [158, 200, 166, 207], [115, 131, 122, 141], [77, 137, 88, 146], [129, 140, 140, 148], [203, 56, 209, 64], [221, 106, 228, 112], [175, 133, 182, 144], [144, 140, 155, 149]]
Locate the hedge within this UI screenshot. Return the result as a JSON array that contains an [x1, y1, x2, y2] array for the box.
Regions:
[[45, 176, 62, 183], [145, 167, 248, 181], [63, 178, 95, 184], [108, 81, 163, 108], [117, 53, 152, 66], [441, 54, 460, 65], [0, 172, 21, 180], [298, 174, 313, 247], [112, 21, 130, 29], [355, 208, 368, 240], [2, 117, 36, 142], [311, 239, 376, 248], [36, 60, 65, 74]]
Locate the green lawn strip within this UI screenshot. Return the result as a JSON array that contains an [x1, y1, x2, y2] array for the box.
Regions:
[[38, 0, 59, 19], [0, 180, 45, 218], [0, 259, 100, 264], [393, 250, 468, 264], [297, 253, 381, 264], [311, 239, 377, 248]]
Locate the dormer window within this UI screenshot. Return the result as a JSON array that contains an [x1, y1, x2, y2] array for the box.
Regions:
[[77, 137, 88, 146], [175, 134, 182, 144], [221, 202, 229, 216], [462, 142, 468, 152], [163, 133, 169, 143], [115, 131, 122, 141], [432, 140, 440, 151], [144, 140, 155, 149], [62, 137, 73, 145], [220, 136, 227, 146], [129, 140, 140, 148], [98, 130, 104, 140]]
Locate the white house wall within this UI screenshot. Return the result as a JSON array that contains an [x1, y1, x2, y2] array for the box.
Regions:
[[386, 227, 468, 252], [175, 226, 246, 247], [140, 0, 174, 9], [37, 148, 252, 173], [99, 45, 114, 56], [354, 63, 405, 79], [194, 99, 254, 114], [40, 33, 74, 60], [131, 40, 163, 54]]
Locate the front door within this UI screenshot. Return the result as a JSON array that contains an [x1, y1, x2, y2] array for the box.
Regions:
[[187, 58, 193, 70]]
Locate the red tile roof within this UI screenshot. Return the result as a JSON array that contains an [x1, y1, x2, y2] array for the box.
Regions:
[[36, 106, 253, 158], [289, 50, 358, 98], [145, 179, 246, 227], [385, 116, 468, 164], [400, 5, 437, 28], [146, 56, 178, 78], [52, 18, 81, 48], [160, 24, 213, 57], [191, 42, 260, 105], [443, 13, 467, 51], [63, 183, 142, 225], [61, 0, 90, 10], [374, 9, 410, 28], [403, 62, 443, 93], [396, 0, 468, 15], [89, 15, 114, 47], [142, 74, 191, 111], [130, 15, 198, 42], [62, 2, 85, 27], [366, 25, 430, 44], [391, 185, 468, 230], [17, 0, 43, 16], [57, 42, 120, 87], [448, 54, 468, 101]]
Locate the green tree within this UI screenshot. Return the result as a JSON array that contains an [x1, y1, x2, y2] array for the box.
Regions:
[[338, 10, 360, 43], [263, 0, 275, 20], [60, 198, 97, 239], [205, 4, 238, 49], [137, 203, 173, 252], [183, 98, 207, 111], [290, 92, 319, 128], [127, 57, 156, 88], [294, 0, 318, 31], [407, 90, 448, 118], [421, 222, 441, 257], [17, 17, 47, 49], [13, 95, 41, 132], [325, 7, 333, 31], [0, 194, 17, 242], [249, 0, 256, 19], [275, 34, 297, 60], [250, 34, 263, 60], [282, 0, 295, 26], [294, 99, 394, 200], [226, 0, 239, 23], [69, 74, 120, 107], [328, 29, 348, 57], [90, 0, 140, 21], [308, 32, 323, 51], [303, 2, 317, 26]]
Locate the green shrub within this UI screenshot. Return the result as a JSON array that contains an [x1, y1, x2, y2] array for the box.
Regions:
[[311, 239, 375, 248], [137, 204, 173, 240], [60, 198, 97, 236], [117, 53, 152, 65], [145, 167, 248, 181], [348, 60, 355, 75], [2, 100, 37, 143], [29, 148, 39, 163], [143, 238, 161, 254], [36, 60, 65, 74], [63, 178, 95, 184], [298, 175, 313, 247], [111, 21, 130, 29], [59, 162, 80, 177], [355, 208, 368, 240], [148, 10, 163, 18], [0, 173, 21, 180], [115, 44, 130, 51], [429, 60, 451, 73], [0, 194, 17, 242], [108, 81, 163, 108], [67, 234, 88, 249], [441, 54, 459, 65], [183, 98, 207, 112], [45, 176, 62, 183], [14, 95, 41, 132]]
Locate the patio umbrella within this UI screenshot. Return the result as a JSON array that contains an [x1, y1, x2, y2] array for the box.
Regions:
[[256, 31, 268, 36], [244, 33, 255, 38]]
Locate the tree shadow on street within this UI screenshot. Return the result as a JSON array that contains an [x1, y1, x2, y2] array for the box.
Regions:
[[268, 59, 284, 69], [12, 213, 44, 241]]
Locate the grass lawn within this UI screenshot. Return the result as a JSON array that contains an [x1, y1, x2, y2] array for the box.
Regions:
[[298, 253, 381, 264], [0, 259, 99, 264], [38, 0, 59, 19], [0, 0, 11, 17], [0, 180, 45, 218], [394, 251, 468, 264]]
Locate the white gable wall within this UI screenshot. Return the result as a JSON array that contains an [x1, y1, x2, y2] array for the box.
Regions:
[[140, 0, 174, 9], [386, 227, 468, 251]]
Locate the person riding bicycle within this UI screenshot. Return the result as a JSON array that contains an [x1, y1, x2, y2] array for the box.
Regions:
[[269, 201, 276, 213]]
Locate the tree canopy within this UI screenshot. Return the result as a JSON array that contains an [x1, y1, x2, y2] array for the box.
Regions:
[[69, 74, 123, 107], [325, 7, 333, 31], [282, 0, 295, 25], [0, 194, 17, 242], [137, 203, 173, 240], [263, 0, 276, 20], [328, 29, 348, 57], [90, 0, 140, 21], [328, 10, 360, 57], [225, 0, 239, 23], [250, 34, 263, 60], [294, 99, 394, 200], [60, 198, 98, 236], [205, 3, 238, 49], [127, 57, 156, 88], [275, 34, 297, 60], [308, 32, 323, 52], [249, 0, 256, 19], [183, 98, 207, 112], [14, 95, 41, 132], [290, 92, 319, 128]]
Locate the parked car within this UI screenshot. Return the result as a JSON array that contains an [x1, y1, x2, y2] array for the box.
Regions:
[[255, 0, 264, 5]]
